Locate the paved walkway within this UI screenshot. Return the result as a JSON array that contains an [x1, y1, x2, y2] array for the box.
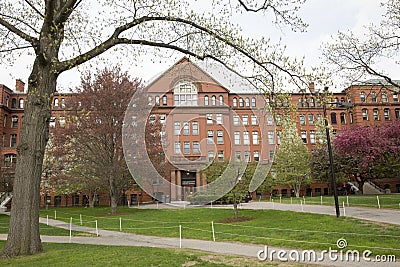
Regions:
[[0, 203, 399, 266]]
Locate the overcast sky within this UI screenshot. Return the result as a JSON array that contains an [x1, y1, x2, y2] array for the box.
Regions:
[[0, 0, 391, 92]]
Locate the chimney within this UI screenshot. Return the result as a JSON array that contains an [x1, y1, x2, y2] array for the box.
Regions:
[[309, 82, 315, 93], [16, 79, 25, 93]]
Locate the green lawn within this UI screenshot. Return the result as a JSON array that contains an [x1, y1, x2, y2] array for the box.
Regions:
[[39, 207, 400, 257], [0, 241, 279, 267], [268, 194, 400, 209]]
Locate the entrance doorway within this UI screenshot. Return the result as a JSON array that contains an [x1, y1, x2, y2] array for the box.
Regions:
[[181, 171, 196, 201]]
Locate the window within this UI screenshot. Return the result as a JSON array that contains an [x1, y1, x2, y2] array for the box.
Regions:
[[239, 98, 244, 107], [61, 98, 65, 108], [393, 93, 399, 102], [159, 114, 166, 124], [149, 114, 156, 124], [253, 151, 260, 162], [373, 108, 379, 121], [174, 142, 181, 154], [349, 112, 353, 124], [211, 95, 216, 106], [362, 108, 368, 120], [269, 150, 275, 161], [155, 96, 160, 106], [183, 122, 190, 135], [50, 117, 56, 127], [218, 150, 224, 162], [245, 98, 250, 107], [11, 98, 16, 108], [192, 121, 198, 135], [307, 114, 314, 125], [303, 98, 309, 107], [268, 130, 275, 145], [340, 113, 346, 124], [193, 142, 200, 154], [330, 113, 337, 124], [276, 114, 282, 125], [4, 154, 16, 167], [301, 130, 307, 144], [174, 122, 181, 135], [251, 115, 258, 125], [183, 142, 190, 154], [267, 114, 273, 126], [54, 98, 59, 108], [242, 115, 248, 125], [234, 131, 240, 145], [252, 131, 259, 145], [59, 116, 66, 127], [11, 116, 18, 128], [162, 95, 167, 105], [251, 97, 256, 107], [265, 98, 270, 106], [243, 131, 250, 145], [277, 131, 281, 145], [219, 95, 223, 106], [173, 80, 198, 106], [206, 114, 213, 124], [208, 151, 214, 162], [217, 130, 224, 144], [207, 130, 214, 144], [382, 93, 388, 103], [233, 97, 238, 107], [148, 96, 153, 106], [204, 95, 209, 106], [235, 151, 241, 161], [310, 130, 316, 144], [384, 109, 390, 120], [6, 96, 9, 107], [371, 92, 377, 103], [298, 98, 303, 107], [299, 114, 306, 125], [360, 92, 366, 102], [18, 98, 24, 109], [310, 98, 315, 107], [216, 114, 223, 124], [2, 134, 6, 147], [396, 108, 400, 119], [10, 134, 17, 147], [233, 115, 240, 126], [244, 151, 250, 162]]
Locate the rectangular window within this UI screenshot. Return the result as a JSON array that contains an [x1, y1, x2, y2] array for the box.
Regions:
[[218, 150, 224, 162], [394, 93, 399, 102], [269, 150, 275, 161], [174, 142, 181, 154], [183, 122, 190, 135], [267, 114, 273, 126], [174, 122, 181, 135], [301, 130, 307, 144], [207, 130, 214, 144], [10, 134, 17, 148], [234, 131, 240, 145], [159, 114, 166, 124], [310, 130, 316, 144], [183, 142, 190, 154], [233, 115, 240, 126], [308, 114, 314, 125], [217, 130, 224, 144], [251, 115, 258, 125], [162, 95, 167, 105], [244, 151, 250, 162], [192, 121, 198, 135], [242, 115, 248, 126], [243, 131, 250, 145], [254, 151, 260, 162], [373, 109, 379, 121], [59, 116, 66, 127], [216, 114, 223, 124], [2, 134, 6, 147], [384, 109, 390, 120], [206, 114, 213, 124], [252, 131, 259, 145], [299, 115, 305, 125], [235, 151, 241, 161], [174, 95, 179, 106], [208, 151, 214, 162], [268, 130, 275, 145], [11, 116, 18, 128], [193, 142, 200, 154], [50, 117, 56, 127]]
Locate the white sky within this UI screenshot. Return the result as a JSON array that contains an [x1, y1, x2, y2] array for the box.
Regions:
[[0, 0, 392, 92]]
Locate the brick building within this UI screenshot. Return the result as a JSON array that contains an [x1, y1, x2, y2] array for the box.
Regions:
[[1, 58, 399, 207]]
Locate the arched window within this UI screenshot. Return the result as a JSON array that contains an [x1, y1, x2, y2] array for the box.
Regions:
[[303, 98, 309, 107], [309, 97, 315, 107], [11, 98, 16, 108], [219, 95, 223, 106], [362, 108, 368, 120], [204, 95, 209, 106], [373, 108, 379, 120], [265, 98, 270, 106], [382, 92, 388, 103], [384, 108, 390, 120], [340, 113, 346, 124], [371, 92, 377, 103], [298, 98, 303, 107], [360, 92, 366, 102], [239, 98, 244, 107], [349, 112, 353, 124], [6, 96, 9, 107], [251, 97, 256, 107], [155, 96, 160, 106], [18, 98, 24, 109], [162, 95, 167, 106], [245, 97, 250, 107], [173, 80, 198, 106], [330, 112, 337, 124], [211, 95, 216, 106], [54, 98, 59, 108], [11, 116, 18, 128], [233, 97, 237, 107], [340, 97, 345, 103]]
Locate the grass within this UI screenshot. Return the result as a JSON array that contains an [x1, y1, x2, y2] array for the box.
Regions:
[[0, 241, 283, 267], [267, 194, 400, 209], [0, 214, 91, 237], [39, 206, 400, 258]]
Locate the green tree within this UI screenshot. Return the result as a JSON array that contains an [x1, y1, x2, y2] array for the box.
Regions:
[[0, 0, 308, 256], [274, 120, 311, 197]]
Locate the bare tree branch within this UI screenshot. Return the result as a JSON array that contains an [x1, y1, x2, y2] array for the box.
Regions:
[[0, 17, 37, 46], [24, 0, 44, 18]]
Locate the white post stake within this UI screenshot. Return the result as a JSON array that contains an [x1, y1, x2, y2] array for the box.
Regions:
[[346, 195, 349, 207], [303, 196, 306, 205], [184, 202, 186, 209], [290, 197, 292, 205], [259, 195, 261, 202], [179, 225, 182, 248], [210, 201, 213, 208], [377, 196, 381, 209], [46, 215, 49, 226], [300, 200, 303, 212], [272, 199, 274, 209], [211, 221, 215, 242], [157, 201, 159, 209], [279, 196, 282, 203], [320, 195, 323, 205], [69, 217, 72, 243], [119, 217, 122, 232], [54, 210, 57, 220], [95, 220, 99, 236], [127, 200, 130, 207], [80, 214, 82, 225], [343, 202, 346, 216]]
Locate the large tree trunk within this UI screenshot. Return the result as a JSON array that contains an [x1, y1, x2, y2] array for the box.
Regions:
[[1, 60, 57, 257], [109, 175, 118, 214]]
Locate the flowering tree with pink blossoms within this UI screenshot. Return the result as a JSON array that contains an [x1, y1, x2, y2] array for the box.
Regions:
[[333, 120, 400, 193]]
